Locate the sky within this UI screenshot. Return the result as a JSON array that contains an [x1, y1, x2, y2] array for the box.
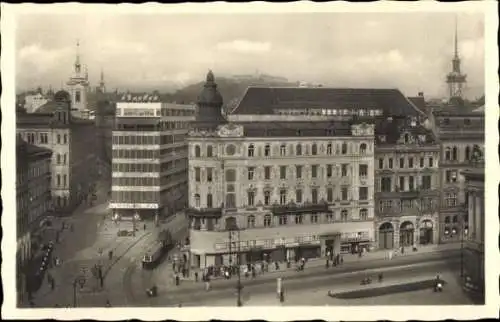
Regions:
[[15, 12, 485, 99]]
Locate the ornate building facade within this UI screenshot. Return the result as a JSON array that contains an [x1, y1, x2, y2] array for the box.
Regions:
[[374, 119, 440, 249], [186, 71, 426, 268], [110, 94, 195, 223]]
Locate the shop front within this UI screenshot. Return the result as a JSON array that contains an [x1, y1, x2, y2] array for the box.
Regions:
[[378, 222, 394, 249], [419, 219, 434, 245], [399, 221, 415, 247], [341, 231, 371, 254]]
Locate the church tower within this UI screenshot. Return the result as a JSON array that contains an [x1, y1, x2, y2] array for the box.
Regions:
[[98, 68, 106, 93], [192, 70, 227, 131], [445, 18, 467, 102], [66, 40, 90, 115]]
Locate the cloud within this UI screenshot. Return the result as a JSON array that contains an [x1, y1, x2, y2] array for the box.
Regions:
[[18, 44, 73, 74], [215, 40, 272, 54]]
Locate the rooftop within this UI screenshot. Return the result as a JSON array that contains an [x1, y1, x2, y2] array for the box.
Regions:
[[17, 136, 52, 162], [232, 87, 424, 117], [237, 121, 354, 137]]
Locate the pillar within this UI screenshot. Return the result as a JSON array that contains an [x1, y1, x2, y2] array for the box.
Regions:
[[475, 195, 481, 242], [468, 193, 475, 239], [393, 221, 400, 249]]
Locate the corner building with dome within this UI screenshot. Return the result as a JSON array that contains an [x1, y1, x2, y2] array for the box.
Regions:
[[186, 71, 432, 269]]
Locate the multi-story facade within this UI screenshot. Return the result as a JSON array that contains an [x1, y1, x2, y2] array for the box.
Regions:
[[24, 91, 49, 113], [110, 94, 195, 222], [374, 119, 440, 249], [187, 71, 425, 269], [17, 90, 97, 213], [428, 104, 485, 243], [16, 136, 52, 305], [462, 165, 484, 301]]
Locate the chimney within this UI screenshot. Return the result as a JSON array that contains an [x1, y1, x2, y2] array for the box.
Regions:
[[418, 92, 424, 97]]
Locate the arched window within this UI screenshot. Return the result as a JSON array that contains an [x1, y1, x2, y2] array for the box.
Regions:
[[445, 147, 451, 161], [360, 208, 368, 220], [296, 144, 302, 156], [264, 215, 272, 227], [452, 146, 458, 161], [280, 144, 286, 156], [341, 210, 348, 221], [207, 145, 213, 157], [326, 143, 332, 155], [341, 143, 348, 155], [248, 144, 255, 157], [247, 215, 255, 228], [465, 146, 471, 161], [360, 143, 367, 155], [206, 193, 213, 208], [311, 144, 318, 155], [194, 194, 200, 208], [194, 145, 201, 158], [264, 144, 271, 157]]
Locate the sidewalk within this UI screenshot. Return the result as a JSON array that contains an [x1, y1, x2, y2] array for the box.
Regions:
[[155, 243, 460, 293]]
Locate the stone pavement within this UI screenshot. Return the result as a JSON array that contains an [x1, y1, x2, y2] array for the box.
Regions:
[[153, 242, 460, 292]]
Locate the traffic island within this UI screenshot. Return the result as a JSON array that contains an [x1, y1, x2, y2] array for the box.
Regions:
[[328, 279, 447, 299]]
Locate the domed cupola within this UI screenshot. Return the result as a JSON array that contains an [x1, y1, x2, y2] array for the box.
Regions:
[[54, 90, 71, 102], [193, 70, 227, 130]]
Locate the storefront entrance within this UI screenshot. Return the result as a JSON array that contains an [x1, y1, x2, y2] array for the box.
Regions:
[[295, 245, 321, 261], [419, 220, 434, 245], [378, 222, 394, 249], [400, 221, 415, 247]]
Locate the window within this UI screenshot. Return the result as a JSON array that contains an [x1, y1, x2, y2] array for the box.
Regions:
[[63, 174, 67, 187], [280, 166, 287, 180], [248, 167, 255, 180], [311, 165, 318, 178], [57, 154, 61, 164], [280, 144, 286, 156], [248, 144, 255, 157], [311, 214, 318, 224], [206, 194, 213, 208], [326, 187, 334, 202], [327, 213, 334, 222], [341, 210, 348, 221], [446, 170, 458, 183], [341, 143, 348, 154], [327, 165, 333, 178], [247, 215, 255, 228], [360, 209, 368, 221], [311, 188, 318, 204], [445, 147, 451, 161], [207, 168, 213, 182], [264, 191, 271, 206], [408, 158, 414, 168], [225, 193, 236, 209], [311, 144, 318, 155], [360, 143, 367, 154], [264, 166, 271, 180], [359, 164, 368, 177], [341, 187, 348, 200], [452, 147, 458, 161], [247, 191, 255, 206], [444, 216, 451, 224], [399, 157, 405, 168], [57, 134, 61, 144], [296, 189, 303, 203], [381, 177, 392, 192], [63, 134, 67, 144], [398, 177, 407, 192], [207, 146, 213, 157], [280, 189, 287, 205], [225, 169, 236, 182], [428, 157, 433, 167], [422, 175, 431, 189], [327, 144, 332, 155], [465, 146, 471, 160], [409, 176, 415, 191], [63, 154, 67, 165], [296, 165, 302, 179], [388, 158, 393, 169], [264, 215, 272, 227], [445, 193, 457, 207], [194, 194, 200, 208], [296, 144, 302, 156], [379, 158, 384, 169], [279, 215, 287, 225], [194, 145, 201, 157], [419, 157, 424, 168], [195, 167, 201, 182], [295, 214, 303, 224], [264, 144, 271, 157], [359, 187, 368, 200], [341, 164, 348, 177]]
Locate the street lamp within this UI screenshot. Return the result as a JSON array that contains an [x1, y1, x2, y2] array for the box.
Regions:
[[72, 275, 86, 307], [226, 218, 242, 307]]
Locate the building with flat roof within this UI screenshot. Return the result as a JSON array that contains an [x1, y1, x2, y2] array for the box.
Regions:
[[16, 136, 52, 305], [186, 71, 431, 269], [110, 93, 195, 224], [17, 90, 97, 213]]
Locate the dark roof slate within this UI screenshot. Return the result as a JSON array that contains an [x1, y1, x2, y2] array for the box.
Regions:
[[233, 87, 422, 117], [238, 121, 353, 137]]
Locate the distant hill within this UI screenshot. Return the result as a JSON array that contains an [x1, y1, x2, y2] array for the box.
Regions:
[[166, 75, 298, 113]]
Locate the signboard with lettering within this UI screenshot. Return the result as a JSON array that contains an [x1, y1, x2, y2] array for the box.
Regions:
[[109, 203, 159, 209]]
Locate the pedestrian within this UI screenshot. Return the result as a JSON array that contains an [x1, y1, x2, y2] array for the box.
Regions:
[[194, 271, 199, 282], [275, 261, 279, 271], [388, 250, 393, 260], [401, 246, 405, 255], [172, 262, 176, 272], [143, 223, 146, 231], [340, 255, 344, 264], [175, 274, 180, 286], [326, 259, 330, 269]]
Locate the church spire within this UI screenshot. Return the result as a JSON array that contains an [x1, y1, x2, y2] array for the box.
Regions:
[[99, 68, 106, 93], [446, 16, 467, 102], [454, 17, 459, 59], [75, 40, 81, 74]]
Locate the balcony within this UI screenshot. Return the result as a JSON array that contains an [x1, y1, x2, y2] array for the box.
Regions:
[[271, 201, 330, 216], [185, 207, 222, 218]]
